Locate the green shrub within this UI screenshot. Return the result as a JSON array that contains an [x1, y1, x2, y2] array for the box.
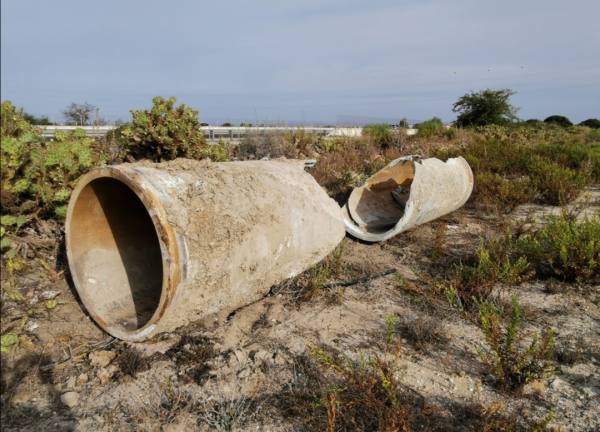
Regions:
[[415, 117, 444, 137], [1, 129, 97, 220], [120, 96, 207, 161], [527, 156, 589, 205], [474, 172, 532, 211], [544, 115, 572, 127], [450, 239, 529, 306], [363, 124, 392, 148], [517, 213, 600, 282], [198, 140, 231, 162], [579, 118, 600, 129], [1, 101, 34, 138], [477, 295, 555, 390]]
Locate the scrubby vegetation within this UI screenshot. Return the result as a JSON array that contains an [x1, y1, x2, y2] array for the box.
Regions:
[[2, 93, 598, 431], [434, 124, 599, 209], [414, 117, 444, 137], [517, 212, 600, 282], [477, 295, 555, 391], [446, 212, 599, 312], [119, 96, 207, 161]]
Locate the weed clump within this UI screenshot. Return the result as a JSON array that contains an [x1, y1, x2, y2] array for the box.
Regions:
[[116, 345, 149, 378], [477, 295, 555, 391], [164, 334, 217, 384], [447, 236, 529, 309], [517, 212, 600, 282], [392, 315, 448, 351], [414, 117, 444, 138], [308, 346, 413, 432]]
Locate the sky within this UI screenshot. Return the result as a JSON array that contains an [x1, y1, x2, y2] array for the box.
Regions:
[[1, 0, 599, 125]]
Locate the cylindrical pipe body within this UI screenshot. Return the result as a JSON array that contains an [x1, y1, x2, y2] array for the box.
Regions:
[[342, 156, 473, 242], [66, 159, 345, 340]]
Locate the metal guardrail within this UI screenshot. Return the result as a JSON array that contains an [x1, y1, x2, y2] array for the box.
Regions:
[[39, 125, 366, 140]]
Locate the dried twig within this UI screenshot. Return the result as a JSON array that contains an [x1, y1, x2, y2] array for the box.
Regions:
[[323, 268, 397, 289]]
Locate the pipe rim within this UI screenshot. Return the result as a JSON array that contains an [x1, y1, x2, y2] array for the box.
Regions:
[[65, 166, 181, 341]]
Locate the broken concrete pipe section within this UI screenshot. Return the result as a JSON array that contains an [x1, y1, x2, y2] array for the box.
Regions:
[[65, 159, 345, 341], [66, 156, 472, 340], [343, 156, 473, 242]]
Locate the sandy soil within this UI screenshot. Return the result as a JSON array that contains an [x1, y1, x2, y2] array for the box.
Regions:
[[1, 196, 599, 431]]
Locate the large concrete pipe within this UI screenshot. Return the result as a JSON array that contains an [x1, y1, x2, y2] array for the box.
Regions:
[[343, 156, 473, 242], [66, 159, 345, 341]]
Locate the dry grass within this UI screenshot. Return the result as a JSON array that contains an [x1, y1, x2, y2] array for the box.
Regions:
[[393, 315, 449, 352], [163, 334, 217, 384]]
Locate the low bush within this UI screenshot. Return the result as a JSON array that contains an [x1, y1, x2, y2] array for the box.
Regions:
[[477, 295, 555, 390], [474, 172, 532, 211], [309, 346, 412, 431], [448, 238, 529, 307], [363, 123, 393, 148], [198, 140, 231, 162], [236, 131, 295, 159], [527, 155, 589, 205], [517, 212, 600, 282], [119, 96, 207, 161], [446, 213, 598, 311], [414, 117, 444, 138], [1, 129, 98, 222]]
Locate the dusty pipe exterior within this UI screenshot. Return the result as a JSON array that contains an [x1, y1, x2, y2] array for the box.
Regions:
[[342, 156, 473, 242], [65, 159, 345, 341]]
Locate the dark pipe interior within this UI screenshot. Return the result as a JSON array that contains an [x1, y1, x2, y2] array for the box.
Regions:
[[68, 178, 163, 332]]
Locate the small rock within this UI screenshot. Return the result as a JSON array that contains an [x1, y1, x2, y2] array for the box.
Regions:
[[522, 380, 546, 396], [40, 290, 60, 300], [11, 389, 32, 404], [77, 373, 88, 385], [89, 350, 116, 368], [24, 320, 39, 333], [237, 367, 252, 379], [551, 378, 566, 391], [60, 392, 79, 408], [397, 265, 419, 281], [66, 376, 76, 389], [97, 365, 118, 385]]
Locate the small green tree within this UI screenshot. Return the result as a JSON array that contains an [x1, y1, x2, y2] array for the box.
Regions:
[[120, 96, 206, 161], [453, 89, 518, 127], [544, 115, 572, 127]]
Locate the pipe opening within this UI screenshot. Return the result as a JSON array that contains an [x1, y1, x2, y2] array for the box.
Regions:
[[347, 159, 415, 231], [68, 177, 163, 333]]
